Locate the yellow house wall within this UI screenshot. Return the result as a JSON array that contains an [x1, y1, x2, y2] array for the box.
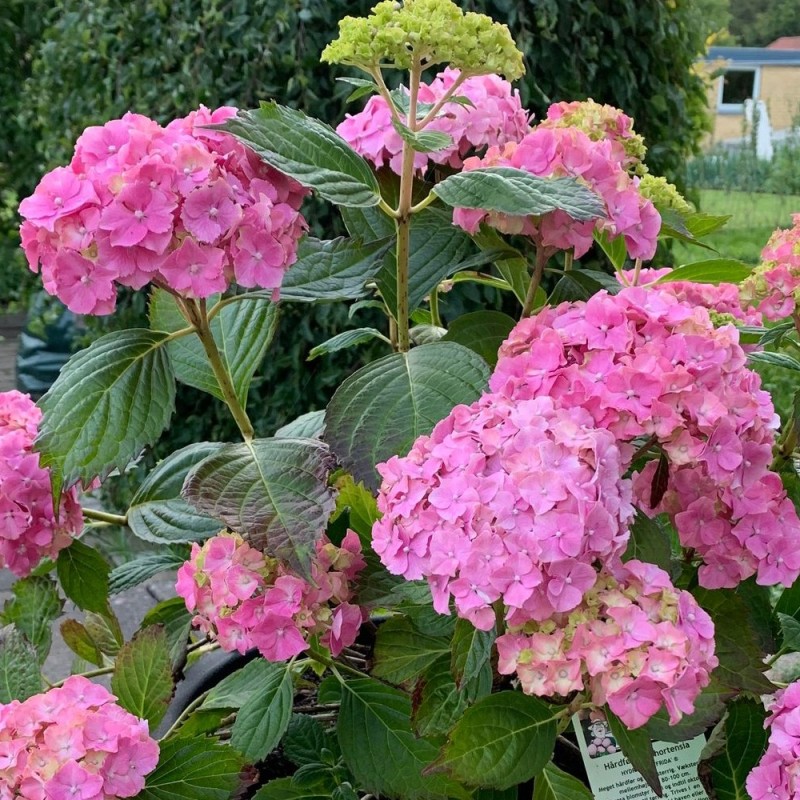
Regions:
[[707, 65, 800, 143]]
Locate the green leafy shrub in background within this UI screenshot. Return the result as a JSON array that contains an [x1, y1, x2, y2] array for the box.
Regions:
[[2, 0, 710, 449]]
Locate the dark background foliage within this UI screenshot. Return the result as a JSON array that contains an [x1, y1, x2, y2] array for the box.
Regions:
[[2, 0, 712, 446]]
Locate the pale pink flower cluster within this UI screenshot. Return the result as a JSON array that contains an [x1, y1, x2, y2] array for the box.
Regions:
[[373, 394, 635, 630], [740, 214, 800, 321], [336, 68, 530, 175], [0, 676, 159, 800], [747, 681, 800, 800], [619, 267, 763, 326], [496, 560, 717, 729], [0, 391, 82, 577], [175, 531, 366, 661], [19, 106, 307, 314], [493, 288, 799, 589], [541, 99, 647, 172], [453, 126, 661, 261]]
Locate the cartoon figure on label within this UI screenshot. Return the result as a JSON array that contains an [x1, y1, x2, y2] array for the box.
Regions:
[[584, 719, 619, 758]]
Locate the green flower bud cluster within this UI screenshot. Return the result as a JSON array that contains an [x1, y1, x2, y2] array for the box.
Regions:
[[321, 0, 524, 80], [709, 311, 738, 328], [638, 174, 692, 214]]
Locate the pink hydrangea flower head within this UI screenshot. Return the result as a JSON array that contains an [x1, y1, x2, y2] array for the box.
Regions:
[[175, 530, 366, 661], [337, 67, 530, 175], [19, 106, 308, 314], [0, 391, 83, 576], [452, 123, 661, 261], [740, 214, 800, 321], [0, 676, 159, 799], [496, 561, 716, 728], [490, 287, 798, 589], [747, 679, 800, 799]]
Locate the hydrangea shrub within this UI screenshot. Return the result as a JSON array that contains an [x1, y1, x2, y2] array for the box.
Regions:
[[5, 1, 800, 798]]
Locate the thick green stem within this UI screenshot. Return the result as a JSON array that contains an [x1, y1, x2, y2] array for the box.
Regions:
[[51, 665, 114, 688], [521, 246, 550, 318], [564, 250, 574, 272], [183, 299, 255, 441], [429, 287, 442, 328], [417, 71, 469, 128], [83, 508, 128, 526], [159, 691, 209, 741], [394, 62, 422, 353], [631, 257, 643, 286]]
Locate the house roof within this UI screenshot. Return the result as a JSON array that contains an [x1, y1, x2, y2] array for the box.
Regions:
[[707, 46, 800, 66], [768, 36, 800, 50]]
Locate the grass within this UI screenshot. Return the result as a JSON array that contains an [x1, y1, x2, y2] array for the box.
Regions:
[[672, 189, 800, 266]]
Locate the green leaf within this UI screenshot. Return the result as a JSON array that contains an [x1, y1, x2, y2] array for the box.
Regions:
[[138, 737, 244, 800], [219, 103, 382, 207], [308, 327, 389, 360], [533, 762, 593, 800], [183, 437, 336, 574], [622, 511, 672, 571], [337, 76, 378, 103], [594, 228, 628, 271], [433, 167, 604, 221], [56, 538, 110, 614], [332, 474, 379, 542], [434, 690, 559, 790], [547, 270, 618, 304], [84, 609, 124, 656], [324, 342, 490, 490], [372, 616, 451, 685], [777, 578, 800, 621], [111, 625, 175, 728], [658, 209, 730, 250], [1, 575, 62, 662], [377, 207, 476, 320], [60, 619, 104, 667], [693, 587, 775, 694], [450, 619, 495, 688], [283, 714, 338, 766], [141, 598, 192, 670], [0, 624, 42, 702], [230, 661, 294, 761], [252, 779, 331, 800], [203, 655, 286, 710], [338, 677, 465, 800], [392, 119, 452, 153], [471, 227, 530, 306], [275, 410, 326, 439], [150, 289, 278, 406], [605, 708, 662, 796], [656, 259, 752, 285], [779, 612, 800, 651], [277, 236, 393, 302], [36, 329, 175, 501], [128, 442, 224, 544], [413, 659, 470, 738], [701, 700, 768, 800], [748, 350, 800, 373], [109, 549, 189, 595], [442, 311, 516, 368]]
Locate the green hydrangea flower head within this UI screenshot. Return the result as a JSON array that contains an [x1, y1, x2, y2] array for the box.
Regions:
[[638, 174, 692, 214], [321, 0, 524, 80]]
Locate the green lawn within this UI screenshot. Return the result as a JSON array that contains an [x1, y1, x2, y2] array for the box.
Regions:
[[673, 189, 800, 266]]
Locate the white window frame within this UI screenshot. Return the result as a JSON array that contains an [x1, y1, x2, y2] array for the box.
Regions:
[[717, 65, 761, 114]]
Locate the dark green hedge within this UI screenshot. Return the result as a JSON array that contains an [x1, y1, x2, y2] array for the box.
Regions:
[[2, 0, 710, 441]]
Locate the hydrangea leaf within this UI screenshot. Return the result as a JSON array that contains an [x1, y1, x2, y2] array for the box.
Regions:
[[337, 677, 469, 800], [111, 625, 175, 729], [128, 442, 223, 545], [138, 737, 244, 800], [229, 662, 294, 761], [433, 690, 560, 789], [533, 762, 593, 800], [150, 289, 278, 406], [605, 707, 662, 796], [442, 311, 516, 368], [699, 700, 768, 800], [372, 617, 452, 685], [0, 624, 42, 702], [324, 342, 490, 490], [56, 538, 111, 615], [182, 437, 336, 574], [1, 575, 62, 663], [433, 167, 605, 220], [218, 103, 382, 207], [36, 329, 176, 503]]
